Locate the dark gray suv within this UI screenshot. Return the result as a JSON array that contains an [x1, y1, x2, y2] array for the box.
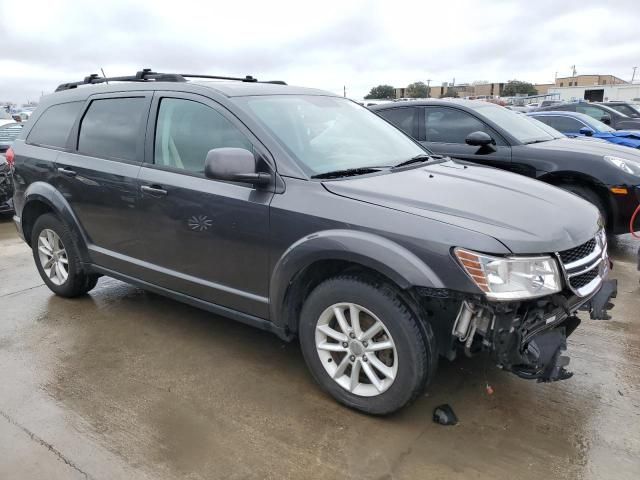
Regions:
[[10, 70, 616, 414]]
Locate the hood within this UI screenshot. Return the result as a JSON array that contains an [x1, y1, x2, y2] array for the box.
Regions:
[[323, 160, 600, 254], [525, 137, 640, 162]]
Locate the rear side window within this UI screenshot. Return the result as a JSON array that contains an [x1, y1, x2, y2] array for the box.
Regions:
[[27, 101, 83, 148], [78, 97, 147, 162], [377, 108, 417, 136], [535, 115, 584, 132]]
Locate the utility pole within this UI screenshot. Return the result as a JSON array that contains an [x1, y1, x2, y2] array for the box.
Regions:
[[426, 79, 431, 98], [571, 65, 577, 77], [632, 67, 638, 83], [343, 85, 346, 98]]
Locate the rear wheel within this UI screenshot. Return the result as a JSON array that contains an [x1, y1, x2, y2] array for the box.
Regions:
[[31, 213, 98, 297], [299, 276, 436, 415]]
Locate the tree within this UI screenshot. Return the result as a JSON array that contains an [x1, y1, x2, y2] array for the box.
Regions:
[[364, 85, 395, 99], [406, 81, 429, 98], [441, 87, 459, 98], [501, 80, 538, 96]]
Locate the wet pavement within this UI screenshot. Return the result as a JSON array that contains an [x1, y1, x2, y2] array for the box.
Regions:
[[0, 216, 638, 480]]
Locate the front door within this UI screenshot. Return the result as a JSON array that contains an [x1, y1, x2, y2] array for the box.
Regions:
[[134, 93, 273, 318], [55, 93, 151, 273], [421, 106, 512, 171]]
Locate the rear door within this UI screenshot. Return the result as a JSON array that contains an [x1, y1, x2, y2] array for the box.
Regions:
[[55, 92, 151, 273], [421, 106, 512, 170], [134, 92, 273, 317]]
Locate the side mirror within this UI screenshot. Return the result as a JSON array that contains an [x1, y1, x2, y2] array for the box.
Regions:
[[600, 114, 612, 125], [465, 131, 495, 147], [204, 148, 270, 186], [579, 127, 594, 136]]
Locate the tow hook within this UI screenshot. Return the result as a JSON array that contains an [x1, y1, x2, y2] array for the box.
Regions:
[[584, 279, 618, 320]]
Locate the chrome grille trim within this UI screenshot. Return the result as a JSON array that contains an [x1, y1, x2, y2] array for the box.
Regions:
[[556, 230, 608, 298]]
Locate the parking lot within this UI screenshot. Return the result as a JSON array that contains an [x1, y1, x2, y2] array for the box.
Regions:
[[0, 216, 638, 479]]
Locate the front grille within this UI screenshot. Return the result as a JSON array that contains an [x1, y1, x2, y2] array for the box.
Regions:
[[557, 231, 607, 297], [558, 238, 596, 264], [569, 267, 599, 290]]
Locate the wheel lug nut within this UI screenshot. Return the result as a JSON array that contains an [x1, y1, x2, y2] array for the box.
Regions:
[[342, 342, 348, 348], [362, 355, 368, 362], [349, 332, 356, 339], [363, 341, 368, 347], [349, 355, 355, 362]]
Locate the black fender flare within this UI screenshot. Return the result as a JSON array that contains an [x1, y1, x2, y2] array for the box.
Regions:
[[269, 229, 444, 331], [21, 181, 90, 263]]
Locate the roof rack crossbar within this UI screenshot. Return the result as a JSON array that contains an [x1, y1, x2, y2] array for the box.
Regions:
[[55, 68, 287, 92]]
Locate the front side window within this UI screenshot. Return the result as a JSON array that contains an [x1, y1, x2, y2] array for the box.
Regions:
[[424, 107, 500, 144], [27, 101, 83, 148], [78, 98, 147, 161], [236, 95, 427, 176], [154, 98, 252, 174], [377, 108, 416, 136], [608, 104, 640, 118]]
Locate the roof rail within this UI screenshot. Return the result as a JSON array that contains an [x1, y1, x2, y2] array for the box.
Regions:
[[55, 68, 287, 92]]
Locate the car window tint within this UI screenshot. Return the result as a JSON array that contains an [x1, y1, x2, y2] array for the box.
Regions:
[[425, 107, 495, 144], [78, 98, 146, 161], [154, 98, 252, 174], [576, 105, 608, 121], [535, 115, 584, 132], [27, 101, 83, 148], [608, 104, 640, 118], [377, 108, 416, 136]]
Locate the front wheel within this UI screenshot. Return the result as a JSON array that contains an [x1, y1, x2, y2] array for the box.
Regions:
[[299, 276, 436, 415]]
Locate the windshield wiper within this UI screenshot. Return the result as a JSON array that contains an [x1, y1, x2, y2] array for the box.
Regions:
[[392, 154, 432, 169], [311, 167, 383, 179], [524, 139, 550, 145]]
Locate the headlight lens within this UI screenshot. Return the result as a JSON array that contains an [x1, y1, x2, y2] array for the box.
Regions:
[[455, 248, 562, 300], [604, 155, 640, 175]]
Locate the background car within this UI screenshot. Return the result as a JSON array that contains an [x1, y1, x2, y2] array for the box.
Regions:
[[371, 99, 640, 234], [0, 153, 13, 215], [528, 111, 640, 149], [537, 101, 640, 130], [0, 122, 25, 154], [598, 101, 640, 119], [0, 110, 15, 127]]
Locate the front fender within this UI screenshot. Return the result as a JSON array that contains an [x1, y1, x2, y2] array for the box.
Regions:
[[21, 181, 90, 262], [269, 229, 444, 328]]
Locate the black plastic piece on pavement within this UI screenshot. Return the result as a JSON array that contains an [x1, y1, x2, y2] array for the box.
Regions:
[[433, 404, 458, 426]]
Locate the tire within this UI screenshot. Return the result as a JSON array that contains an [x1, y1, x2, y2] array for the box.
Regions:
[[31, 213, 98, 297], [559, 184, 608, 229], [299, 276, 436, 415]]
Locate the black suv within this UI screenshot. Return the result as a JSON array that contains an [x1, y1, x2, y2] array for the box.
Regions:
[[11, 70, 616, 414], [537, 101, 640, 130]]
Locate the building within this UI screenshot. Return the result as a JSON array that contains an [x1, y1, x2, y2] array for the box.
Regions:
[[549, 83, 640, 103], [554, 74, 627, 88]]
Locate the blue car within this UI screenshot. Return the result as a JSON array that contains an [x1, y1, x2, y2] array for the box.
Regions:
[[528, 110, 640, 149]]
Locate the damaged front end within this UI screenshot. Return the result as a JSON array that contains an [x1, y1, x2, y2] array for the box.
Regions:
[[451, 282, 615, 382], [423, 230, 617, 383]]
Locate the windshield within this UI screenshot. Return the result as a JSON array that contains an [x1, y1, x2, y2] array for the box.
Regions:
[[476, 104, 556, 144], [607, 103, 640, 118], [236, 95, 428, 176]]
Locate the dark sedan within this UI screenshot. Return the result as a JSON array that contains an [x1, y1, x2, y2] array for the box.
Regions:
[[371, 100, 640, 234], [536, 102, 640, 130]]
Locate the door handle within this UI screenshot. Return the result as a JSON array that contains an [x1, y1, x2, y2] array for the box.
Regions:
[[141, 185, 168, 196], [57, 167, 77, 177]]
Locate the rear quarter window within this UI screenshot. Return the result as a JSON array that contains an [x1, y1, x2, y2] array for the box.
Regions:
[[26, 101, 83, 148]]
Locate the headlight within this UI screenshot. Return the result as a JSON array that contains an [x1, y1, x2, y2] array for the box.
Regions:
[[455, 248, 562, 300], [604, 155, 640, 175]]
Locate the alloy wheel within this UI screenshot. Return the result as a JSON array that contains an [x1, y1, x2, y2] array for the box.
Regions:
[[37, 229, 69, 286], [315, 302, 398, 397]]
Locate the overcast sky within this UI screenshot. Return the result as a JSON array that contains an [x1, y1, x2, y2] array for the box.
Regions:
[[1, 0, 639, 103]]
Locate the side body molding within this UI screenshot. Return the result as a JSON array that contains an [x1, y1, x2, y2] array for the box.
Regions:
[[20, 181, 90, 262], [269, 229, 444, 330]]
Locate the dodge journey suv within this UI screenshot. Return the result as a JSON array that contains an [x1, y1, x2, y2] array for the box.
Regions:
[[10, 70, 617, 414]]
